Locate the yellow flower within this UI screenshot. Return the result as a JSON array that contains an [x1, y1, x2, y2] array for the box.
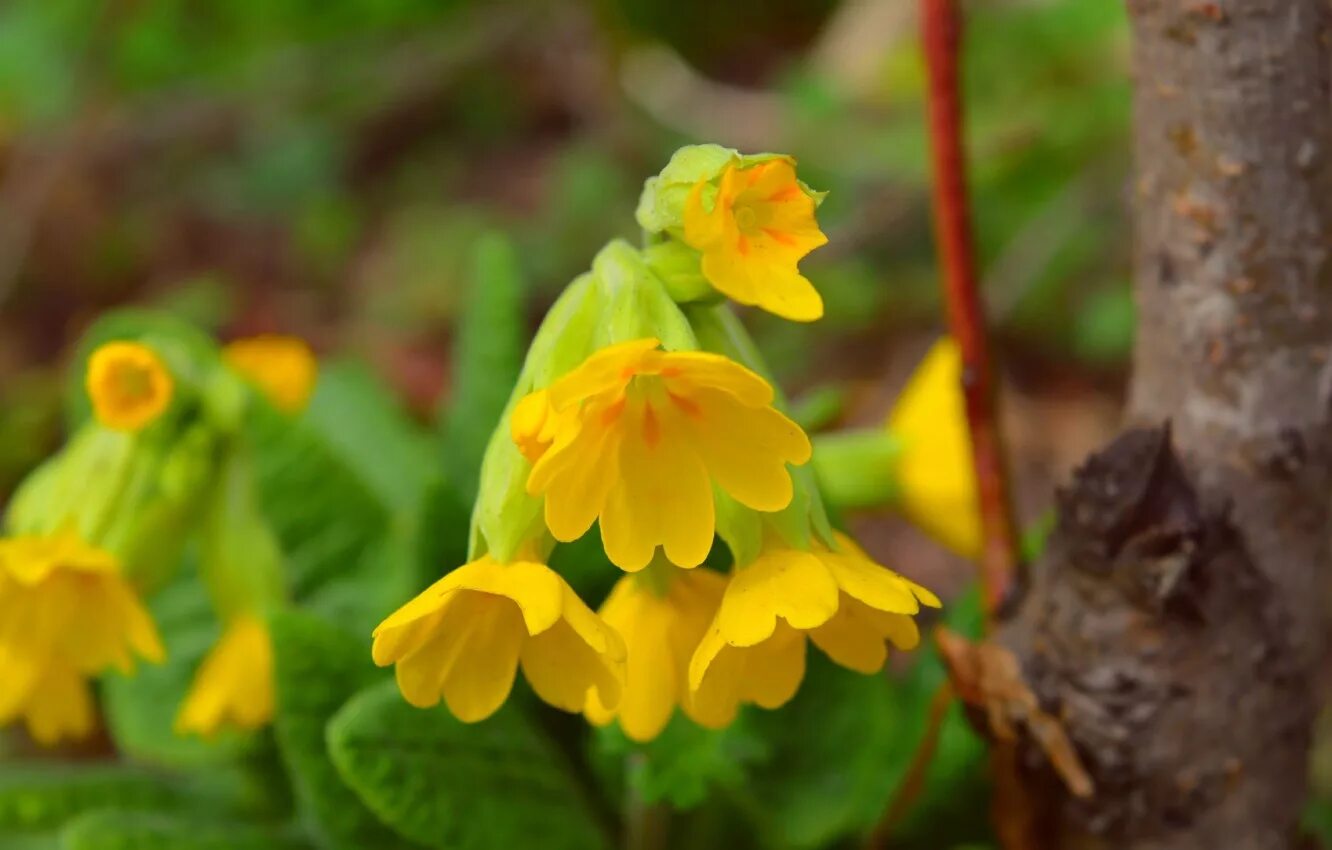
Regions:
[[0, 651, 94, 746], [585, 566, 726, 742], [224, 335, 319, 413], [683, 159, 828, 322], [689, 534, 938, 726], [0, 532, 163, 744], [373, 556, 625, 723], [176, 615, 275, 736], [86, 341, 174, 432], [515, 339, 812, 571], [888, 340, 981, 559]]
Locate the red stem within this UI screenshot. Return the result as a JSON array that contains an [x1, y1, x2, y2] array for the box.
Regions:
[[921, 0, 1022, 623]]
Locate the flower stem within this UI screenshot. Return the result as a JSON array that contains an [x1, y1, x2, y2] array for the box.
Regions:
[[920, 0, 1022, 626], [625, 755, 668, 850]]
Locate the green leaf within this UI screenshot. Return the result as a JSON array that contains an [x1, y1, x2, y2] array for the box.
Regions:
[[246, 395, 387, 602], [247, 360, 440, 622], [301, 361, 437, 517], [441, 232, 527, 505], [592, 714, 769, 811], [328, 681, 611, 850], [59, 810, 309, 850], [0, 764, 183, 833], [270, 610, 413, 850]]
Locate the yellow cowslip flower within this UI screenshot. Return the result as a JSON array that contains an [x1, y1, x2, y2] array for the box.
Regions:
[[224, 335, 319, 413], [0, 652, 94, 746], [888, 340, 981, 559], [585, 565, 727, 742], [688, 534, 938, 727], [513, 338, 812, 572], [176, 615, 274, 736], [0, 532, 163, 744], [683, 159, 828, 323], [86, 341, 174, 432], [373, 555, 625, 724]]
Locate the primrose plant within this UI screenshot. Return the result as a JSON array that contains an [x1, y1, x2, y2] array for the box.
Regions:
[[371, 145, 941, 743]]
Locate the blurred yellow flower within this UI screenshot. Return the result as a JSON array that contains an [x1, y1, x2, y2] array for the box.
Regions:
[[515, 338, 812, 571], [0, 653, 94, 746], [689, 534, 938, 726], [889, 340, 981, 559], [585, 565, 726, 742], [0, 531, 163, 744], [86, 341, 174, 432], [373, 556, 625, 723], [176, 615, 274, 736], [224, 335, 319, 413], [683, 159, 828, 322]]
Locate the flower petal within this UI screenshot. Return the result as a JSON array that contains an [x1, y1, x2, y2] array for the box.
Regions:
[[439, 594, 526, 723], [372, 577, 459, 666], [521, 585, 624, 715], [715, 549, 839, 647], [532, 414, 622, 545], [438, 558, 566, 637], [545, 338, 661, 411], [888, 340, 982, 559], [809, 597, 891, 674], [600, 401, 714, 570], [660, 352, 774, 408], [683, 387, 810, 512], [683, 165, 740, 251], [686, 626, 744, 728], [699, 250, 823, 323], [22, 660, 94, 745], [738, 624, 806, 709]]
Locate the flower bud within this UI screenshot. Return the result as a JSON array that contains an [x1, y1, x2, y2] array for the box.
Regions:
[[643, 240, 718, 305], [592, 240, 698, 352], [635, 144, 738, 236]]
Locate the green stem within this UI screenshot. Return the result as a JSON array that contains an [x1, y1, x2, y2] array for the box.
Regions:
[[811, 429, 902, 510]]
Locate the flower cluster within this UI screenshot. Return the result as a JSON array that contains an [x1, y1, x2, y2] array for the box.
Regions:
[[0, 329, 317, 745], [375, 146, 940, 741]]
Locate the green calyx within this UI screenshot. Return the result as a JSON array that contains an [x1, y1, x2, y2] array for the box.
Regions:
[[198, 447, 287, 619], [635, 143, 738, 236]]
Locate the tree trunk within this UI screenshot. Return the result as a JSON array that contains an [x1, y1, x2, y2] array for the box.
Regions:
[[996, 2, 1332, 848]]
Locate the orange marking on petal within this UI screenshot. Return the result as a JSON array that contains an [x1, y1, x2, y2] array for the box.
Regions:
[[744, 163, 772, 187], [659, 366, 682, 379], [602, 398, 626, 425], [642, 404, 661, 447], [763, 228, 797, 246], [668, 391, 702, 419], [737, 234, 750, 256]]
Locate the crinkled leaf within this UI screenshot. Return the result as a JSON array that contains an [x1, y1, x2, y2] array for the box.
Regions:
[[328, 681, 610, 850], [59, 810, 309, 850], [592, 713, 769, 811], [270, 610, 414, 850], [0, 764, 183, 833]]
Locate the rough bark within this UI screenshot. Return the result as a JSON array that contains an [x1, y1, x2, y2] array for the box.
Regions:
[[995, 2, 1332, 848]]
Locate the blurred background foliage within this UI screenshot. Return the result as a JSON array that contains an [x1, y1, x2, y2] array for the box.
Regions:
[[0, 1, 1165, 848], [0, 0, 1133, 503]]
